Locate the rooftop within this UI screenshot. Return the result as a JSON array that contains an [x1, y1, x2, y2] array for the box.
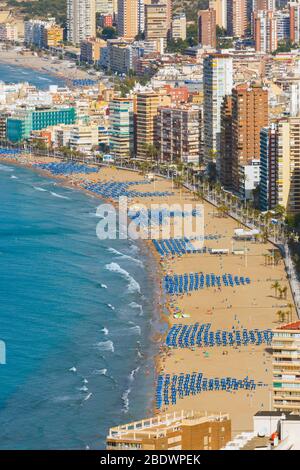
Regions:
[[278, 321, 300, 330]]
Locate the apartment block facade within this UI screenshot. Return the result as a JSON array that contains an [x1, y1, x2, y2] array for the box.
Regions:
[[276, 117, 300, 214], [259, 124, 278, 211], [109, 98, 134, 158], [272, 322, 300, 413], [67, 0, 96, 45], [203, 54, 233, 170], [106, 411, 231, 450], [254, 10, 277, 53], [198, 9, 216, 48], [231, 83, 268, 191], [7, 108, 76, 143], [117, 0, 138, 39], [227, 0, 247, 38], [136, 91, 159, 159], [156, 105, 201, 164]]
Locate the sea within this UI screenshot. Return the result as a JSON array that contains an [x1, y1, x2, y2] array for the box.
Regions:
[[0, 65, 161, 449], [0, 62, 66, 89]]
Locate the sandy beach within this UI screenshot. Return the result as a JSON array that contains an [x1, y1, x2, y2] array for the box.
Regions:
[[0, 49, 91, 82], [1, 152, 295, 435]]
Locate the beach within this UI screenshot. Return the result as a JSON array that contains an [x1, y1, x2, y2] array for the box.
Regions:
[[0, 151, 295, 436], [0, 49, 91, 82]]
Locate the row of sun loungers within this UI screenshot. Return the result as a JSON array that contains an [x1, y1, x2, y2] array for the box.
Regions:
[[156, 373, 265, 408], [84, 181, 173, 200], [165, 323, 273, 348], [34, 162, 98, 175], [153, 239, 206, 256], [0, 148, 22, 156], [164, 272, 251, 294], [72, 79, 96, 86]]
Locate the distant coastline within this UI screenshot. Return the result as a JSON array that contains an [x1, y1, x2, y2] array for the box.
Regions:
[[0, 49, 90, 83]]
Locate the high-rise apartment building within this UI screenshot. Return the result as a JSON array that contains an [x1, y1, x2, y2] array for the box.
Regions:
[[67, 0, 96, 45], [144, 1, 168, 41], [231, 83, 268, 191], [254, 10, 277, 53], [136, 91, 160, 159], [156, 105, 201, 164], [106, 411, 231, 450], [165, 0, 172, 31], [80, 37, 106, 63], [227, 0, 247, 38], [259, 124, 278, 211], [220, 95, 233, 188], [43, 24, 64, 47], [252, 0, 275, 11], [289, 2, 300, 44], [25, 19, 63, 48], [171, 13, 186, 40], [198, 9, 216, 48], [276, 117, 300, 214], [276, 10, 290, 42], [209, 0, 227, 29], [117, 0, 138, 39], [109, 98, 134, 158], [203, 54, 233, 170], [272, 321, 300, 413]]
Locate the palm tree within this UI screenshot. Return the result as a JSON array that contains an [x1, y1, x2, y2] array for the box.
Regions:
[[287, 303, 294, 322], [261, 229, 269, 244], [271, 281, 281, 298], [282, 286, 288, 300], [278, 287, 283, 299], [273, 251, 282, 266], [274, 204, 286, 221], [142, 143, 159, 164], [263, 253, 269, 266], [276, 310, 283, 323]]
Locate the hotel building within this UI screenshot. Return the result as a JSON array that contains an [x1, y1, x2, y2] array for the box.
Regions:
[[226, 0, 247, 38], [67, 0, 96, 45], [156, 104, 201, 164], [203, 54, 233, 170], [220, 95, 233, 188], [80, 38, 107, 63], [6, 108, 76, 143], [144, 1, 168, 50], [171, 13, 186, 41], [109, 98, 134, 158], [43, 24, 63, 48], [276, 117, 300, 214], [289, 2, 300, 44], [209, 0, 227, 29], [231, 83, 268, 192], [272, 321, 300, 413], [254, 10, 277, 53], [106, 411, 231, 450], [259, 124, 278, 211], [136, 91, 159, 159], [117, 0, 138, 39]]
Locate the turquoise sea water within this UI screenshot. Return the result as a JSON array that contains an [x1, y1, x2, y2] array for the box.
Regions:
[[0, 163, 160, 449]]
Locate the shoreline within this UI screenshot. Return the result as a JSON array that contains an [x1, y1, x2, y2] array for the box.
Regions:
[[0, 50, 91, 83], [1, 153, 296, 433], [0, 155, 167, 418]]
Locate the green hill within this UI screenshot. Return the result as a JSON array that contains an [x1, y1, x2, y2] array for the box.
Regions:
[[173, 0, 209, 22]]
